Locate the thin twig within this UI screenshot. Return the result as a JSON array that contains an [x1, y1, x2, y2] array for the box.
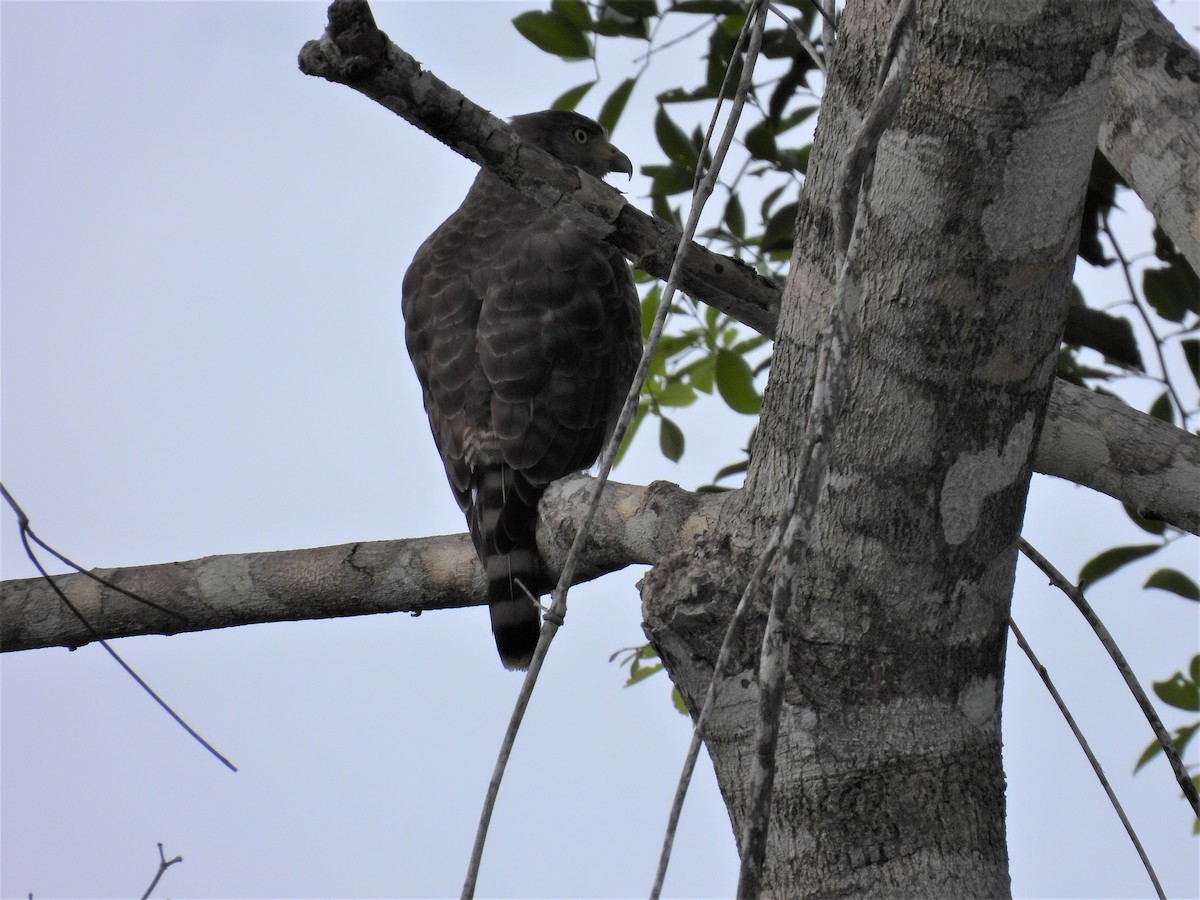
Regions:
[[649, 473, 801, 899], [768, 3, 826, 76], [1020, 538, 1199, 817], [735, 2, 916, 894], [0, 485, 237, 773], [1102, 219, 1189, 422], [1009, 619, 1165, 900], [139, 843, 183, 900], [820, 0, 836, 62], [0, 483, 186, 622], [641, 2, 777, 895], [461, 6, 771, 896], [835, 0, 916, 262]]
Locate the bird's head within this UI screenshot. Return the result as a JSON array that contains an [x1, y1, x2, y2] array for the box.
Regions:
[[509, 109, 633, 180]]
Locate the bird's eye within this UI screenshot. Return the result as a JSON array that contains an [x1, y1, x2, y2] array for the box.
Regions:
[[571, 127, 589, 144]]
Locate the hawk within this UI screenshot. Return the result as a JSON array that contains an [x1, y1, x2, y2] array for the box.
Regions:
[[402, 110, 642, 670]]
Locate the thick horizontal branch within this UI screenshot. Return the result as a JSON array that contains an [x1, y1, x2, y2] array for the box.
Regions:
[[297, 0, 781, 336], [1038, 380, 1199, 533], [1100, 0, 1200, 272], [0, 477, 722, 653], [298, 0, 1199, 534]]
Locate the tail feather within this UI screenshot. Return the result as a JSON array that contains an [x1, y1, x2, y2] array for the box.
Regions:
[[471, 466, 545, 670]]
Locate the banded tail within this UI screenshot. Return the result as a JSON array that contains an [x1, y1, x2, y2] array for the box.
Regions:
[[470, 465, 544, 670]]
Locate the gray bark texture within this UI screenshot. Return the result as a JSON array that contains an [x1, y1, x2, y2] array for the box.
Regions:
[[2, 0, 1196, 896], [643, 0, 1126, 895]]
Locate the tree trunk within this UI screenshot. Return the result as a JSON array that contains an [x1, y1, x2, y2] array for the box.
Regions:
[[642, 0, 1125, 895]]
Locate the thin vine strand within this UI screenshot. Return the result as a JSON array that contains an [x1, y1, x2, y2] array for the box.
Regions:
[[1009, 618, 1165, 900], [1020, 538, 1199, 817], [462, 5, 771, 896]]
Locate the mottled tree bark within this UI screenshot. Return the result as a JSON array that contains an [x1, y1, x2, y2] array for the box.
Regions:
[[643, 0, 1126, 895]]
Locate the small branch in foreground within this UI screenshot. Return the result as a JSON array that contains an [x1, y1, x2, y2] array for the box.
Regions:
[[1020, 538, 1200, 817], [140, 843, 183, 900], [465, 0, 771, 891], [1, 485, 237, 773], [1009, 619, 1165, 900], [2, 477, 718, 654]]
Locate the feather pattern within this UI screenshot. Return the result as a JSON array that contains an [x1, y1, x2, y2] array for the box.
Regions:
[[402, 110, 641, 669]]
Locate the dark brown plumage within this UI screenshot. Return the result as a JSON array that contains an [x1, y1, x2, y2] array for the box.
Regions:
[[402, 110, 642, 669]]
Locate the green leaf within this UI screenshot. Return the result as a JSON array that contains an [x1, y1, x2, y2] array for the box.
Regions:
[[595, 1, 652, 38], [762, 201, 799, 253], [551, 80, 595, 111], [1182, 339, 1199, 389], [671, 0, 741, 12], [606, 0, 659, 19], [679, 355, 714, 393], [1143, 263, 1195, 323], [1152, 672, 1200, 712], [1192, 654, 1200, 684], [1144, 569, 1200, 601], [715, 347, 762, 413], [644, 163, 695, 197], [724, 194, 745, 238], [552, 0, 593, 30], [1061, 306, 1142, 370], [512, 10, 592, 60], [760, 184, 786, 222], [1123, 502, 1167, 535], [1148, 390, 1175, 425], [744, 121, 778, 161], [1135, 722, 1199, 772], [640, 285, 660, 339], [775, 105, 818, 134], [656, 85, 718, 104], [659, 416, 685, 461], [1134, 737, 1162, 772], [613, 402, 647, 466], [656, 379, 698, 407], [705, 19, 741, 97], [712, 458, 749, 483], [731, 334, 768, 355], [626, 661, 664, 685], [598, 77, 637, 134], [651, 192, 679, 225], [671, 685, 689, 715], [1077, 543, 1160, 588], [654, 107, 697, 168]]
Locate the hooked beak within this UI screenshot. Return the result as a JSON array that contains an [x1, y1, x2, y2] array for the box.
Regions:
[[604, 142, 634, 180]]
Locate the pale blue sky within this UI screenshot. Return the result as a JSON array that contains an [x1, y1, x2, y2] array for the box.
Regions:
[[2, 3, 1197, 898]]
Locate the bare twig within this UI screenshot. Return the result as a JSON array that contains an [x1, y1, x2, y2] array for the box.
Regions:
[[1019, 538, 1199, 817], [0, 483, 185, 623], [1009, 619, 1165, 900], [820, 0, 836, 61], [1, 485, 237, 773], [1102, 219, 1192, 424], [768, 3, 826, 76], [465, 3, 775, 894], [139, 843, 183, 900], [735, 2, 916, 894]]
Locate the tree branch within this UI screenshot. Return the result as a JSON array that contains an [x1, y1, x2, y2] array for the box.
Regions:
[[9, 0, 1192, 654], [1038, 380, 1200, 534], [1101, 0, 1200, 272], [297, 0, 1199, 534], [297, 0, 781, 336], [0, 477, 722, 653]]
